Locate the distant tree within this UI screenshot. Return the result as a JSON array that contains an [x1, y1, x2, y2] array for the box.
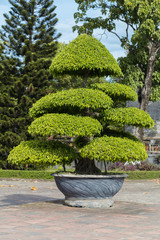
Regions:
[[118, 44, 160, 103], [0, 0, 61, 168], [1, 0, 61, 98], [73, 0, 160, 112], [0, 53, 27, 168]]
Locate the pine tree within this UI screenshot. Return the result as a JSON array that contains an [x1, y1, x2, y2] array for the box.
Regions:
[[0, 54, 24, 168], [0, 0, 61, 168], [1, 0, 61, 96]]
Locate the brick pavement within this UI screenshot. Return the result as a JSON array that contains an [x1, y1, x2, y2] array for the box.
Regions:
[[0, 179, 160, 240]]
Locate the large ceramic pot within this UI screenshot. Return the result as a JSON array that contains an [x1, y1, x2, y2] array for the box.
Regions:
[[53, 173, 128, 208]]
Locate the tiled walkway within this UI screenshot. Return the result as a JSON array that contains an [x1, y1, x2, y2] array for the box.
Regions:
[[0, 179, 160, 240]]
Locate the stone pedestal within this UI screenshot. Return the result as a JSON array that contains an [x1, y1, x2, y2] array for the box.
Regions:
[[53, 173, 127, 208]]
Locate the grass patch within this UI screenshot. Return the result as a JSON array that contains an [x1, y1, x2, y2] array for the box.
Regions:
[[0, 170, 55, 180], [110, 170, 160, 180], [0, 169, 160, 180]]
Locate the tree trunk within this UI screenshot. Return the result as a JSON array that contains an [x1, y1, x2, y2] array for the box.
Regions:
[[140, 42, 158, 112], [75, 157, 101, 175], [83, 69, 90, 88], [137, 42, 160, 140], [74, 135, 101, 174]]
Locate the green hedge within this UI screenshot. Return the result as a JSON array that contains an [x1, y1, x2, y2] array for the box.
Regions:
[[112, 171, 160, 180], [0, 170, 159, 180], [0, 170, 54, 179]]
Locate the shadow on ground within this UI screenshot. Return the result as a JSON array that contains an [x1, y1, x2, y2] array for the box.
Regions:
[[3, 194, 156, 217], [0, 194, 55, 207]]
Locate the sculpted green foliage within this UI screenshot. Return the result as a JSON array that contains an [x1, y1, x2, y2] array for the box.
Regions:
[[80, 136, 148, 162], [8, 82, 154, 170], [103, 128, 141, 142], [104, 107, 155, 128], [53, 42, 107, 90], [7, 32, 154, 173], [29, 88, 113, 118], [91, 82, 137, 101], [8, 140, 78, 168], [49, 34, 123, 78], [28, 113, 102, 137]]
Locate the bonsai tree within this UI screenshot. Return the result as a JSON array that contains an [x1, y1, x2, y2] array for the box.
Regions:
[[8, 34, 155, 174], [49, 34, 123, 87]]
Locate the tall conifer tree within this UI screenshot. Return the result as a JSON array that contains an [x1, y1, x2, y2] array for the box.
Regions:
[[0, 0, 61, 168]]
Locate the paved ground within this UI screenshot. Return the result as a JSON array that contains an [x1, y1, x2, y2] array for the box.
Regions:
[[0, 178, 160, 240]]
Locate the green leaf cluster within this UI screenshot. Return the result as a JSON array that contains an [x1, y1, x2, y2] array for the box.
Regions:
[[91, 82, 137, 101], [150, 71, 160, 101], [49, 34, 123, 78], [29, 88, 113, 118], [80, 136, 148, 163], [150, 86, 160, 102], [117, 63, 145, 92], [8, 140, 78, 168], [104, 107, 155, 128], [28, 113, 102, 137], [125, 0, 160, 42]]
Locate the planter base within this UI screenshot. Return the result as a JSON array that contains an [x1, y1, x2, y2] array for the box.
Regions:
[[65, 198, 114, 208], [54, 173, 127, 208]]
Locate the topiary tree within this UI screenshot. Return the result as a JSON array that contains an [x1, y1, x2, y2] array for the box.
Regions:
[[49, 34, 123, 87], [7, 34, 155, 174]]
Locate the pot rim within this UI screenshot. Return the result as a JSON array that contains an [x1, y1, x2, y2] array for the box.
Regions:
[[52, 173, 128, 178]]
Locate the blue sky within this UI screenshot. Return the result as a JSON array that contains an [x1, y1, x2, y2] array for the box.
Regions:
[[0, 0, 125, 59]]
